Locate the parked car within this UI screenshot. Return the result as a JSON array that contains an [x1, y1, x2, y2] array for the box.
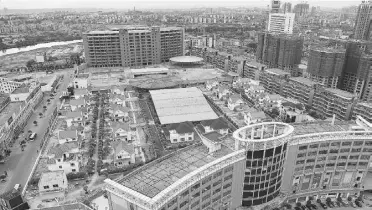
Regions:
[[317, 199, 327, 209]]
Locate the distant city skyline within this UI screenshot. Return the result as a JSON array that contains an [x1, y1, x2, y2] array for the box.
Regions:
[[0, 0, 360, 10]]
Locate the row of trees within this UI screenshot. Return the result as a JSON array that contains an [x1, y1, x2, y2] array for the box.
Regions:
[[25, 53, 83, 72]]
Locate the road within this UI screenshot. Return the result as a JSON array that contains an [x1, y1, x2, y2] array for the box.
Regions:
[[0, 69, 74, 195]]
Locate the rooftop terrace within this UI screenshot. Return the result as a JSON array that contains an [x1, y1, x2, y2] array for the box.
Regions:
[[0, 102, 24, 125], [325, 88, 356, 99], [115, 143, 233, 198], [291, 121, 354, 136], [289, 77, 317, 86]]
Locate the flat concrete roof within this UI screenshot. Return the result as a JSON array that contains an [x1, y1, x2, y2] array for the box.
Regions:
[[0, 102, 24, 124], [289, 77, 317, 86], [265, 68, 290, 76], [115, 143, 233, 198], [150, 87, 218, 124], [325, 88, 355, 99], [291, 121, 354, 136]]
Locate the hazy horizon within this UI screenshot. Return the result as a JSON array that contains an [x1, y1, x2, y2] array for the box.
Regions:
[[0, 0, 360, 10]]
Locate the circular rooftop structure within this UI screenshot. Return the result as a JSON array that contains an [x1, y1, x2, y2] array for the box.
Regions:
[[233, 122, 294, 150], [169, 56, 203, 65]]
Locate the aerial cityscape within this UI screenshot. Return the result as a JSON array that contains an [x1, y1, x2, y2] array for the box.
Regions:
[[1, 0, 372, 210]]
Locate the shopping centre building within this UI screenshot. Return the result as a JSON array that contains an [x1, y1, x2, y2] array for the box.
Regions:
[[104, 116, 372, 210]]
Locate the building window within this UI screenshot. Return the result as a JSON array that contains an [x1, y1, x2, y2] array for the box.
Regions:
[[59, 166, 62, 169], [72, 169, 76, 172], [43, 186, 49, 189], [53, 184, 59, 188], [71, 163, 75, 166]]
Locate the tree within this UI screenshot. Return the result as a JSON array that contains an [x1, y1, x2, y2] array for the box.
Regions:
[[33, 121, 37, 125], [271, 107, 280, 117], [26, 59, 36, 70], [347, 196, 352, 202], [39, 113, 43, 117], [47, 99, 50, 103], [83, 185, 88, 194]]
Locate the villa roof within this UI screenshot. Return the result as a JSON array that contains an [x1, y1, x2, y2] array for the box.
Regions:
[[111, 121, 130, 133], [201, 117, 229, 130], [166, 122, 194, 134], [203, 131, 223, 143], [48, 142, 79, 158], [218, 85, 229, 93], [282, 101, 305, 110], [229, 94, 242, 103], [39, 171, 66, 188], [110, 104, 130, 113], [113, 141, 135, 156]]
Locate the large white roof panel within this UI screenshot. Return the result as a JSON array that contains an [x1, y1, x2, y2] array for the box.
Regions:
[[150, 87, 218, 124]]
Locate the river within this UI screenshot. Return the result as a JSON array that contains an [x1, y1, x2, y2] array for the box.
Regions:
[[0, 40, 83, 57]]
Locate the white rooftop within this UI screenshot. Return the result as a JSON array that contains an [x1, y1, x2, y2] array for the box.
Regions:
[[150, 87, 218, 124]]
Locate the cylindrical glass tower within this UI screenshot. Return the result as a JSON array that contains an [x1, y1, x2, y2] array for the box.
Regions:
[[233, 122, 294, 207]]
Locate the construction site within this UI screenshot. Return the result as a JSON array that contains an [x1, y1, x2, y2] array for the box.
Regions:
[[256, 32, 303, 77], [306, 47, 346, 89]]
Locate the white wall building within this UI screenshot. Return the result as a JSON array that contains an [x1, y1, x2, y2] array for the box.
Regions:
[[268, 13, 295, 34]]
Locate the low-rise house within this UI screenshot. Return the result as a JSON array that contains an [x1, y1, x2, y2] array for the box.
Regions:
[[244, 110, 268, 125], [38, 171, 68, 196], [111, 85, 125, 95], [206, 80, 219, 91], [245, 85, 265, 97], [200, 118, 229, 135], [280, 101, 311, 123], [216, 85, 230, 100], [58, 130, 79, 144], [65, 111, 84, 127], [111, 121, 133, 141], [109, 104, 130, 122], [46, 142, 80, 173], [264, 94, 282, 109], [74, 89, 89, 100], [69, 99, 85, 111], [163, 122, 195, 143], [112, 141, 136, 167], [227, 94, 244, 111], [110, 94, 126, 106]]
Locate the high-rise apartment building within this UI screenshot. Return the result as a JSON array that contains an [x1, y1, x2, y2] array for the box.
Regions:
[[271, 0, 281, 13], [256, 32, 303, 76], [306, 47, 346, 89], [293, 3, 309, 19], [354, 0, 372, 40], [268, 13, 295, 34], [83, 26, 184, 68], [282, 2, 292, 13]]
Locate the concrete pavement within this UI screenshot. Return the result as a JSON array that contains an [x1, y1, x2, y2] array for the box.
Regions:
[[0, 69, 74, 195]]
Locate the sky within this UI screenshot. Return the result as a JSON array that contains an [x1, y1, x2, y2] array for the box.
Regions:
[[0, 0, 360, 10]]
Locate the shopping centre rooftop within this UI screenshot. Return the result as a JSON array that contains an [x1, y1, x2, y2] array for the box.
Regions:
[[291, 121, 355, 136], [115, 143, 233, 198]]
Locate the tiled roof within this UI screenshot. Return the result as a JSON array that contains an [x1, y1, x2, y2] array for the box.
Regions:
[[229, 94, 241, 103], [48, 142, 79, 158], [167, 122, 194, 134], [203, 131, 223, 143], [111, 122, 130, 133], [110, 104, 130, 113], [282, 101, 305, 110], [201, 117, 229, 130], [112, 141, 135, 156], [218, 85, 229, 93], [31, 202, 93, 210], [0, 189, 21, 200]]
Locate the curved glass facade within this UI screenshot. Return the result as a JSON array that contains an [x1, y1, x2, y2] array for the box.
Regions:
[[242, 143, 287, 207]]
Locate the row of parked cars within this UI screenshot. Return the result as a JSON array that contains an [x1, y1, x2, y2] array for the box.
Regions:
[[293, 197, 363, 210]]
